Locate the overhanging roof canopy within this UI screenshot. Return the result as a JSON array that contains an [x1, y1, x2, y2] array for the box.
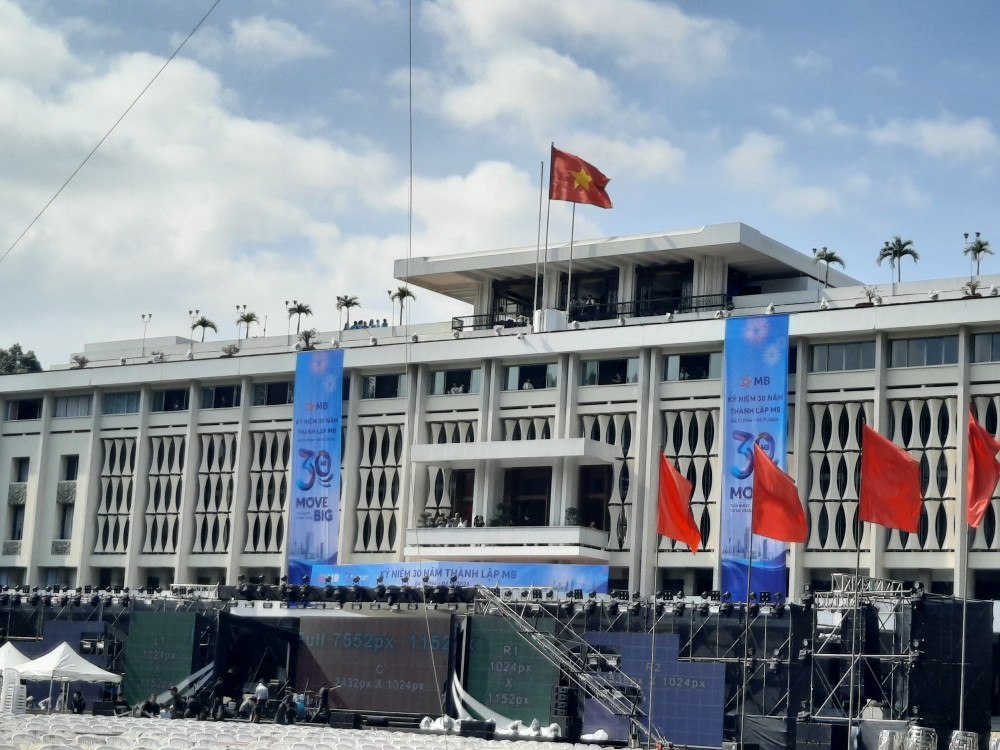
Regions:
[[394, 222, 861, 304], [13, 642, 121, 683]]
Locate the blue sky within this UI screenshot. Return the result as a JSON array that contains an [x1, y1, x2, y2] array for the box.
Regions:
[[3, 1, 1000, 365]]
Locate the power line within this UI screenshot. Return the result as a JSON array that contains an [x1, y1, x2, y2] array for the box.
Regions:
[[0, 0, 224, 267]]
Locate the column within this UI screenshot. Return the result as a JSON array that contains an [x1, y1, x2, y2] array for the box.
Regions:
[[618, 262, 635, 311], [628, 349, 652, 594], [638, 348, 661, 596], [789, 341, 810, 602], [954, 327, 971, 597], [404, 365, 428, 532], [174, 382, 201, 583], [338, 370, 363, 562], [472, 360, 494, 521], [869, 332, 889, 580], [25, 393, 53, 584], [124, 385, 153, 588], [76, 387, 105, 587], [224, 376, 254, 583], [394, 363, 419, 562]]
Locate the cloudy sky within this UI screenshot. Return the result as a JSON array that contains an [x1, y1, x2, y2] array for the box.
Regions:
[[3, 1, 1000, 366]]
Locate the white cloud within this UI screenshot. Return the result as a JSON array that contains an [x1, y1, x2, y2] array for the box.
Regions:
[[409, 0, 740, 133], [565, 135, 686, 180], [720, 132, 840, 217], [793, 51, 830, 73], [772, 106, 856, 137], [0, 1, 74, 83], [0, 3, 578, 365], [182, 15, 330, 65], [868, 113, 999, 163]]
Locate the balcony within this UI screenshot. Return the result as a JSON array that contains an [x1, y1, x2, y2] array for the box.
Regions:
[[410, 437, 618, 468], [403, 525, 610, 563], [452, 312, 529, 332], [570, 294, 732, 322]]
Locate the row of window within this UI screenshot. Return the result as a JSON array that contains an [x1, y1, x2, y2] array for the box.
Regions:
[[7, 456, 77, 542]]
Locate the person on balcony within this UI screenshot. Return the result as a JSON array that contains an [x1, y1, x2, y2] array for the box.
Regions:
[[521, 378, 534, 390]]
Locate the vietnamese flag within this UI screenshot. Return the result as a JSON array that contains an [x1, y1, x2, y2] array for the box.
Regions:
[[549, 146, 613, 208], [657, 453, 700, 553], [859, 424, 921, 533], [751, 444, 808, 543], [967, 408, 1000, 529]]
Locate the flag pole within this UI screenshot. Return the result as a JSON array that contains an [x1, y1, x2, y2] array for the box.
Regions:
[[959, 524, 970, 731], [532, 160, 544, 319], [739, 496, 755, 749], [566, 202, 576, 315], [846, 520, 864, 742], [542, 144, 553, 314]]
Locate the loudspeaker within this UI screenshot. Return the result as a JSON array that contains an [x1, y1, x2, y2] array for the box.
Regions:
[[460, 719, 496, 740], [328, 710, 361, 728], [795, 722, 832, 750], [895, 597, 991, 735], [91, 700, 114, 716]]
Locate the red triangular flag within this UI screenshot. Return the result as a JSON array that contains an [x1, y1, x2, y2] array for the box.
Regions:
[[751, 444, 808, 543], [859, 424, 921, 533], [657, 453, 700, 554], [968, 408, 1000, 528]]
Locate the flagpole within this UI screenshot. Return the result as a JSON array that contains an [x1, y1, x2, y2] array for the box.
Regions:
[[739, 498, 754, 750], [532, 160, 544, 319], [542, 142, 553, 315], [566, 202, 576, 315], [846, 520, 864, 742], [959, 527, 969, 731]]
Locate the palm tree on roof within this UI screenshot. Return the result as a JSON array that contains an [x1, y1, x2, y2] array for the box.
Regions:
[[191, 316, 218, 343], [390, 286, 416, 326], [964, 233, 992, 276], [236, 311, 259, 339], [336, 295, 361, 329], [287, 302, 313, 334], [812, 247, 846, 288], [876, 236, 919, 283]]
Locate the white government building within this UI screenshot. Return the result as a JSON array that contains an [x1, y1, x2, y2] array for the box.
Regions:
[[2, 222, 999, 600]]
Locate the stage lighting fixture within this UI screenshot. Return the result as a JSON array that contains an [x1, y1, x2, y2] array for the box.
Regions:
[[89, 594, 99, 607], [671, 601, 685, 617], [748, 601, 759, 617], [701, 591, 710, 600], [72, 594, 81, 607], [767, 657, 782, 673], [386, 585, 399, 607], [502, 589, 512, 600], [607, 601, 619, 617], [120, 591, 130, 607], [627, 601, 641, 616], [720, 601, 733, 617], [655, 602, 665, 617], [759, 591, 771, 603], [587, 653, 600, 668], [11, 594, 20, 606], [102, 595, 113, 607], [58, 594, 69, 607], [0, 593, 8, 606], [772, 601, 785, 617], [545, 589, 555, 600], [572, 588, 583, 600], [722, 591, 731, 601], [350, 582, 363, 602], [589, 590, 597, 599], [698, 601, 710, 617], [43, 594, 52, 607], [29, 588, 40, 606], [585, 600, 596, 616], [113, 585, 121, 594]]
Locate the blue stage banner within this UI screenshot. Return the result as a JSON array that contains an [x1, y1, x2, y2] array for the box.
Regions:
[[721, 314, 790, 600], [288, 349, 345, 584], [307, 561, 609, 593]]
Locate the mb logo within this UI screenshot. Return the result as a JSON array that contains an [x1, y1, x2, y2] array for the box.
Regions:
[[754, 376, 770, 386]]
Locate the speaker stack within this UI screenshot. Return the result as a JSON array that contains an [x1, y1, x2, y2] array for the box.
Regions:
[[551, 684, 581, 741]]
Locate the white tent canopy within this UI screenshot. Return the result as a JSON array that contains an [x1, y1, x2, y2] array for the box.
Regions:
[[12, 642, 121, 683], [0, 642, 29, 670]]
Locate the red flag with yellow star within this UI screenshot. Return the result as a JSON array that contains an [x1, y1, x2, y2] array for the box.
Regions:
[[549, 146, 612, 208]]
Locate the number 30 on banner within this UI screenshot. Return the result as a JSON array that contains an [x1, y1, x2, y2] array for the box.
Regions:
[[729, 430, 775, 480], [297, 448, 334, 490]]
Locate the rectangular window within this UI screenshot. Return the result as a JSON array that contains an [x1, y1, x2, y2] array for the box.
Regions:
[[252, 382, 295, 406], [580, 358, 640, 386], [8, 506, 24, 541], [502, 363, 559, 391], [888, 336, 959, 368], [662, 352, 723, 381], [57, 504, 74, 540], [361, 374, 405, 400], [151, 389, 190, 412], [103, 391, 140, 415], [12, 458, 29, 484], [201, 384, 242, 410], [4, 399, 42, 421], [578, 465, 612, 531], [342, 377, 350, 400], [54, 395, 92, 419], [428, 369, 481, 395], [502, 467, 552, 527], [62, 455, 79, 482], [975, 334, 993, 363], [810, 342, 876, 373]]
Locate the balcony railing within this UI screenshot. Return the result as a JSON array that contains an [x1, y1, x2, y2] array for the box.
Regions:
[[406, 524, 610, 549], [452, 312, 530, 332], [570, 294, 733, 322]]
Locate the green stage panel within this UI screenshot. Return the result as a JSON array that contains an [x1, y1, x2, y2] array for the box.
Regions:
[[122, 611, 196, 704], [465, 616, 555, 725]]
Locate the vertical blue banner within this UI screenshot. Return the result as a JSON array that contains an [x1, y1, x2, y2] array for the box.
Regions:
[[288, 349, 344, 584], [721, 315, 789, 600]]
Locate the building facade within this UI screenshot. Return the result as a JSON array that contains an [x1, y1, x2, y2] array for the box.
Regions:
[[2, 222, 998, 601]]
